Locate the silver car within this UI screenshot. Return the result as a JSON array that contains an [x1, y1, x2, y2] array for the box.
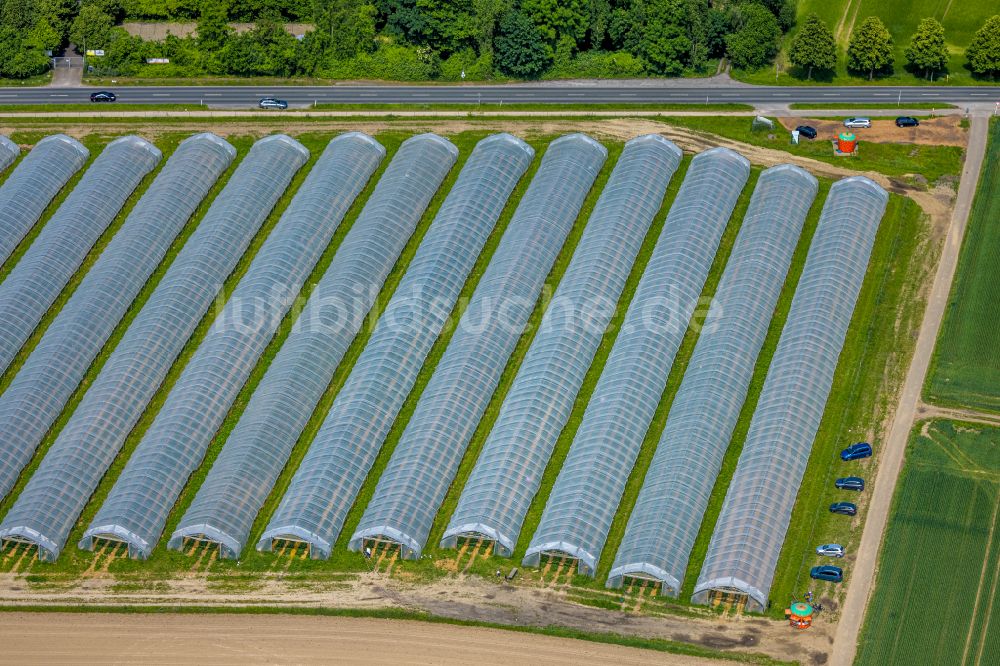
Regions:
[[816, 543, 845, 558], [843, 117, 872, 129]]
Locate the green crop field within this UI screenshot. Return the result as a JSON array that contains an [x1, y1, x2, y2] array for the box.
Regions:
[[736, 0, 998, 85], [926, 119, 1000, 413], [856, 419, 1000, 665]]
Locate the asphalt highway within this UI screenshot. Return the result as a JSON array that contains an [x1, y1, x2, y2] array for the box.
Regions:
[[1, 84, 998, 106]]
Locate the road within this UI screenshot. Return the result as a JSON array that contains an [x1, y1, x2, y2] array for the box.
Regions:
[[0, 612, 727, 665], [829, 113, 992, 666], [1, 83, 998, 106]]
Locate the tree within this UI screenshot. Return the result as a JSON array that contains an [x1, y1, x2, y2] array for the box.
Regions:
[[788, 13, 835, 79], [493, 10, 551, 78], [635, 0, 690, 75], [725, 3, 780, 70], [966, 15, 1000, 78], [197, 0, 231, 51], [521, 0, 588, 47], [70, 4, 115, 50], [847, 16, 893, 80], [313, 0, 377, 60], [904, 17, 948, 79]]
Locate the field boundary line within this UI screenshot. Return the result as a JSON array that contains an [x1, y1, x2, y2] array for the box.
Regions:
[[830, 113, 990, 666]]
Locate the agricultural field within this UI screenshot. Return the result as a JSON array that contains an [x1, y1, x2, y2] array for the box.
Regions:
[[0, 112, 952, 662], [856, 419, 1000, 665], [737, 0, 998, 85], [926, 119, 1000, 412]]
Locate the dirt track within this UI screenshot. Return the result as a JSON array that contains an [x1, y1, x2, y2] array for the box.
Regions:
[[0, 612, 727, 664]]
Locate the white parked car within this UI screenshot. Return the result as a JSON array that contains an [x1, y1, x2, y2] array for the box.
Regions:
[[816, 544, 845, 558], [843, 117, 872, 129]]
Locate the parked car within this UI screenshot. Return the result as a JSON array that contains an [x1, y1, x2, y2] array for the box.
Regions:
[[835, 476, 865, 491], [816, 544, 845, 558], [810, 565, 843, 582], [258, 97, 288, 110], [830, 502, 857, 516], [795, 125, 818, 139], [895, 116, 920, 127], [843, 117, 872, 129], [841, 442, 873, 461], [90, 91, 117, 102]]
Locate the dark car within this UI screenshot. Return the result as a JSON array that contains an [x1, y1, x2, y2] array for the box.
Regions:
[[810, 565, 843, 582], [90, 91, 117, 102], [258, 97, 288, 110], [795, 125, 818, 139], [835, 476, 865, 491], [841, 442, 873, 461], [896, 116, 920, 127], [830, 502, 857, 516]]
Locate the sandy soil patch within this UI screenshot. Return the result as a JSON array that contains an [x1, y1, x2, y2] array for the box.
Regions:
[[778, 116, 966, 146]]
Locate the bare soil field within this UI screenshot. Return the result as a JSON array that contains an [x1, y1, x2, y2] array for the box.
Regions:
[[0, 612, 728, 665]]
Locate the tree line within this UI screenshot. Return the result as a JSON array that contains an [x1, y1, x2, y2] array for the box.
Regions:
[[0, 0, 997, 81], [789, 13, 1000, 81]]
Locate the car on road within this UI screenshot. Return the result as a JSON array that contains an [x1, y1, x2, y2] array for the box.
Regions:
[[830, 502, 858, 516], [841, 442, 873, 461], [258, 97, 288, 110], [895, 116, 920, 127], [835, 476, 865, 491], [843, 117, 872, 129], [810, 565, 843, 582], [816, 544, 845, 558], [795, 125, 818, 139], [90, 91, 117, 103]]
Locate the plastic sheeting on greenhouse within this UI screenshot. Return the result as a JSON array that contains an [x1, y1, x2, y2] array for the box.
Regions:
[[524, 147, 751, 576], [607, 164, 817, 596], [0, 136, 160, 375], [82, 135, 388, 560], [692, 176, 888, 612], [0, 133, 234, 504], [349, 133, 607, 560], [254, 133, 534, 560], [0, 134, 303, 562], [0, 135, 88, 267], [165, 133, 456, 560], [0, 135, 17, 173], [442, 135, 683, 558]]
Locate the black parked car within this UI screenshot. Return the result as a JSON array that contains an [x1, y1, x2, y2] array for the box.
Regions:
[[795, 125, 818, 139], [830, 502, 858, 516], [90, 91, 117, 102], [896, 116, 920, 127], [835, 476, 865, 491]]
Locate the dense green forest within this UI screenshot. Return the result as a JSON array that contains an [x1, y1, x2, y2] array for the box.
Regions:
[[0, 0, 997, 81]]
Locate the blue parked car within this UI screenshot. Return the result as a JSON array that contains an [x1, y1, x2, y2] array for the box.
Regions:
[[836, 476, 865, 491], [830, 502, 857, 516], [810, 565, 843, 582], [841, 442, 873, 461]]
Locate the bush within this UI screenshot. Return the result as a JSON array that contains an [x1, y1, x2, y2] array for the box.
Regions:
[[320, 44, 441, 81], [543, 50, 646, 79], [439, 48, 495, 81]]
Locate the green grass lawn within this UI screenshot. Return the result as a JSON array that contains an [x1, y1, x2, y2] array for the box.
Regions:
[[662, 115, 965, 185], [733, 0, 998, 86], [926, 119, 1000, 413], [856, 419, 1000, 665], [788, 103, 958, 110]]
